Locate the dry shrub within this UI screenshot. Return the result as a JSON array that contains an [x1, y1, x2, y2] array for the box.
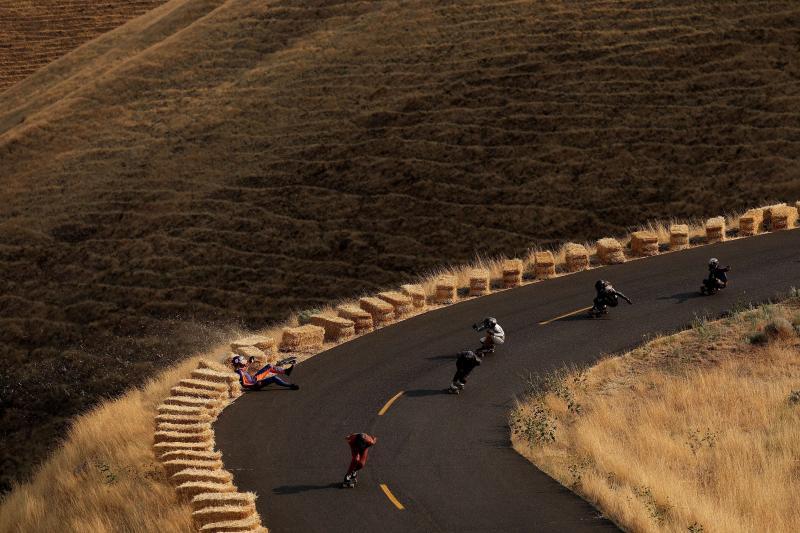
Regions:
[[596, 238, 625, 264]]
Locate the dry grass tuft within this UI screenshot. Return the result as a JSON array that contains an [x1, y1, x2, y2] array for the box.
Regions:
[[511, 299, 800, 533]]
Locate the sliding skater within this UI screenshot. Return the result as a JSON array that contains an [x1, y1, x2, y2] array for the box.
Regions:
[[701, 258, 730, 295], [447, 350, 482, 394], [589, 280, 632, 318], [231, 355, 299, 390], [342, 433, 377, 488], [472, 317, 505, 355]]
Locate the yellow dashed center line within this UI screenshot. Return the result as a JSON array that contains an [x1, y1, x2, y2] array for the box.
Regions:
[[378, 390, 404, 416], [380, 483, 406, 510], [538, 306, 593, 325]]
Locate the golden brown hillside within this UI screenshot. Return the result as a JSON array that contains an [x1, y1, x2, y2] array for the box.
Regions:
[[0, 0, 167, 91], [1, 0, 800, 491]]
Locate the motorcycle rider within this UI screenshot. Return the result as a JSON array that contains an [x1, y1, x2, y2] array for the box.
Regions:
[[591, 280, 633, 316], [706, 258, 730, 289], [447, 350, 483, 394], [472, 317, 505, 355]]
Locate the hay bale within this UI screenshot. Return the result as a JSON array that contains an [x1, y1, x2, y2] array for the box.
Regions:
[[669, 224, 689, 250], [153, 440, 214, 456], [157, 422, 211, 434], [157, 404, 206, 417], [501, 259, 523, 288], [563, 243, 589, 272], [596, 238, 626, 264], [377, 291, 413, 318], [630, 231, 659, 257], [170, 386, 226, 400], [192, 492, 256, 512], [705, 216, 726, 243], [534, 251, 556, 279], [310, 314, 355, 342], [400, 284, 426, 308], [280, 324, 325, 352], [467, 269, 490, 297], [769, 205, 798, 230], [156, 413, 213, 426], [229, 345, 265, 361], [163, 459, 224, 477], [198, 359, 229, 373], [231, 335, 275, 354], [176, 481, 236, 501], [191, 368, 238, 386], [738, 208, 764, 236], [178, 379, 229, 394], [160, 449, 222, 463], [198, 513, 262, 533], [359, 297, 394, 326], [192, 504, 256, 529], [154, 430, 214, 445], [172, 468, 233, 486], [164, 395, 222, 410], [336, 305, 373, 334], [434, 275, 457, 304]]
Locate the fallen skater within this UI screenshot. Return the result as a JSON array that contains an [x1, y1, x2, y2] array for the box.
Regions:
[[231, 355, 299, 391], [342, 432, 377, 488]]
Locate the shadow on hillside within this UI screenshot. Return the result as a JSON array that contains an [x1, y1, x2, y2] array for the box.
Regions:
[[657, 291, 704, 304], [273, 482, 341, 495]]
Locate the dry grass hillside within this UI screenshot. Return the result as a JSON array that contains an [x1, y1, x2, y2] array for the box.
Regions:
[[0, 0, 168, 90], [511, 299, 800, 532], [2, 0, 800, 491]]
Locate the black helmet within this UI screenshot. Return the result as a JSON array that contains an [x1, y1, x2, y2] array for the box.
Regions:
[[595, 280, 607, 291]]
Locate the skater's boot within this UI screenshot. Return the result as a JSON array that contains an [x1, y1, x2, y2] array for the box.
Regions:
[[342, 474, 356, 488], [447, 384, 460, 394]]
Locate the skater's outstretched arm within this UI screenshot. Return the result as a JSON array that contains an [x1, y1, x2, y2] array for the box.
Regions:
[[614, 290, 633, 304]]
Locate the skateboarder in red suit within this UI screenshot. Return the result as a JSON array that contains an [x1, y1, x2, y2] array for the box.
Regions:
[[342, 433, 377, 487]]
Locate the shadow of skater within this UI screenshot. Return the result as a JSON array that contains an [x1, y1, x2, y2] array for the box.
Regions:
[[657, 291, 703, 304], [405, 389, 449, 397], [425, 353, 458, 361], [273, 483, 341, 495]]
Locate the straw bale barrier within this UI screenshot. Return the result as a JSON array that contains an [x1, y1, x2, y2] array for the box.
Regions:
[[359, 297, 394, 326], [534, 251, 556, 279], [501, 259, 523, 288], [377, 291, 413, 318], [191, 368, 239, 386], [769, 204, 798, 230], [153, 440, 215, 456], [705, 216, 726, 243], [192, 503, 257, 529], [669, 224, 689, 250], [468, 269, 491, 296], [230, 335, 276, 354], [164, 459, 224, 477], [738, 208, 764, 236], [154, 429, 214, 445], [156, 413, 213, 426], [229, 345, 265, 361], [401, 284, 426, 308], [434, 275, 457, 304], [170, 386, 227, 400], [157, 422, 211, 434], [630, 230, 659, 257], [161, 450, 222, 463], [176, 481, 237, 501], [158, 404, 206, 417], [164, 395, 222, 409], [310, 314, 355, 342], [178, 379, 229, 394], [564, 243, 589, 272], [280, 324, 325, 352], [198, 360, 229, 372], [172, 468, 234, 486], [191, 492, 256, 512], [596, 238, 626, 264], [198, 514, 263, 533], [336, 305, 373, 334]]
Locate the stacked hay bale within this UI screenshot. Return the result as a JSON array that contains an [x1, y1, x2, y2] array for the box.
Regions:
[[705, 217, 726, 243], [534, 251, 556, 278], [434, 275, 457, 304], [630, 231, 659, 257], [280, 324, 325, 353], [310, 314, 355, 342], [738, 208, 764, 236], [359, 297, 394, 326], [468, 269, 491, 296], [377, 291, 413, 318], [564, 243, 589, 272], [669, 224, 689, 250], [769, 204, 798, 230], [153, 359, 266, 532], [400, 284, 426, 309], [337, 305, 373, 334], [501, 259, 523, 288], [230, 335, 275, 365], [596, 238, 626, 264]]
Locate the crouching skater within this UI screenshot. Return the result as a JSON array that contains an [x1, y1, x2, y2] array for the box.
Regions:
[[447, 350, 482, 395], [472, 317, 505, 356], [342, 433, 377, 488], [231, 355, 299, 390], [590, 280, 633, 317]]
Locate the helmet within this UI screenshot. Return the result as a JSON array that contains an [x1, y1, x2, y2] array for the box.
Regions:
[[231, 355, 245, 367], [484, 317, 497, 327], [709, 258, 719, 268], [595, 280, 608, 291]]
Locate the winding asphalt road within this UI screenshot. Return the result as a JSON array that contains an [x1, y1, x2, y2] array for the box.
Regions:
[[216, 229, 799, 533]]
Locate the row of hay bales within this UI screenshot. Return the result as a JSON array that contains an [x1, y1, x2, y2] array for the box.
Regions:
[[153, 360, 267, 533]]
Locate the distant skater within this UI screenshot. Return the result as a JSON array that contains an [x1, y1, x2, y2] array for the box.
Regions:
[[472, 317, 505, 356], [447, 350, 482, 394], [231, 355, 299, 390], [342, 433, 377, 488], [589, 280, 632, 317]]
